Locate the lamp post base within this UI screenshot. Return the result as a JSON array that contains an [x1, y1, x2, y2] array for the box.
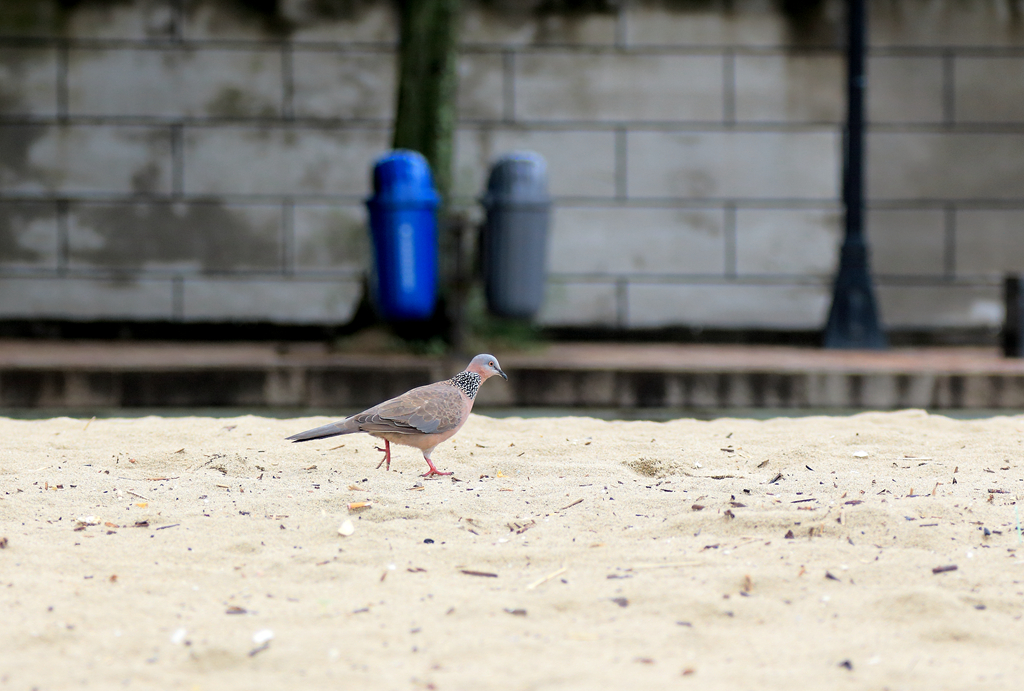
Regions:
[[824, 242, 887, 350]]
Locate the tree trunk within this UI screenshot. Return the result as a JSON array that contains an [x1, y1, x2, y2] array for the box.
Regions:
[[391, 0, 462, 341], [392, 0, 460, 206]]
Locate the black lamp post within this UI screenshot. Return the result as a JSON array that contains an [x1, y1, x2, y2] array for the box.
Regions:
[[823, 0, 887, 349]]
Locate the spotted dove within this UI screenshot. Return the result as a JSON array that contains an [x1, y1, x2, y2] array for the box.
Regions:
[[286, 354, 507, 477]]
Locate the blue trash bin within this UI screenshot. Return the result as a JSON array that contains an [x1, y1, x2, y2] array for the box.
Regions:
[[365, 150, 440, 321]]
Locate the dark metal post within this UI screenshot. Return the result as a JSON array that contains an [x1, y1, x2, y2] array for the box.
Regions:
[[824, 0, 887, 349], [1003, 275, 1022, 357]]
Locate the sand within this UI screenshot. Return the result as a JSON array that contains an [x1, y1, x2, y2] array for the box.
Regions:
[[1, 410, 1023, 689]]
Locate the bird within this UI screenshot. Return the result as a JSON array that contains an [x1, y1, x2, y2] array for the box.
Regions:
[[286, 354, 507, 477]]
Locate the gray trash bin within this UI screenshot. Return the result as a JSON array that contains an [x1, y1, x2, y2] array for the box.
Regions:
[[481, 151, 551, 320]]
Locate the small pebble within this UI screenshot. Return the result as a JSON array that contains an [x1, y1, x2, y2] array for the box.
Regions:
[[338, 520, 355, 537]]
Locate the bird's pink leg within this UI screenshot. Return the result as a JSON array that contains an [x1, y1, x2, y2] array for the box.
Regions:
[[374, 439, 392, 471], [421, 454, 452, 477]]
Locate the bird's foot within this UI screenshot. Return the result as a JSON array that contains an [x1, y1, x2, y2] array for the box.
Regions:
[[374, 441, 392, 471], [422, 459, 452, 477], [421, 468, 453, 477]]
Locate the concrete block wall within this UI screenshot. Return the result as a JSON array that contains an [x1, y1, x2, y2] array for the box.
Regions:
[[0, 0, 1021, 332], [0, 0, 389, 325]]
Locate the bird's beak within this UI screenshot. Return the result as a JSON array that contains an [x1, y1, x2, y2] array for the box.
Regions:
[[496, 367, 508, 381]]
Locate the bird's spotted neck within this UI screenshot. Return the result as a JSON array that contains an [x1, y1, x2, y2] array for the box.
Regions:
[[448, 370, 481, 399]]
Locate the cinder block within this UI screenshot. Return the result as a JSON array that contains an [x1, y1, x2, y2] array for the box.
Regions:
[[538, 280, 619, 327], [734, 55, 843, 123], [866, 208, 945, 276], [868, 133, 1024, 200], [871, 1, 1024, 48], [183, 126, 388, 197], [626, 282, 830, 329], [262, 368, 307, 407], [458, 52, 504, 121], [67, 201, 282, 271], [863, 374, 904, 409], [578, 371, 618, 406], [625, 5, 786, 46], [955, 57, 1024, 123], [955, 209, 1024, 276], [516, 53, 723, 122], [719, 373, 756, 408], [729, 372, 805, 408], [735, 208, 841, 275], [0, 201, 59, 268], [990, 376, 1024, 409], [876, 283, 1003, 328], [0, 47, 59, 116], [66, 0, 178, 39], [957, 376, 999, 409], [182, 277, 363, 324], [549, 206, 725, 275], [183, 2, 276, 41], [287, 2, 398, 43], [682, 372, 726, 408], [627, 130, 839, 200], [292, 50, 395, 120], [0, 124, 172, 195], [461, 5, 616, 45], [455, 127, 615, 199], [0, 276, 173, 319], [511, 370, 586, 406], [868, 56, 944, 124], [69, 47, 282, 118], [806, 372, 854, 408], [895, 373, 939, 409], [292, 204, 370, 272]]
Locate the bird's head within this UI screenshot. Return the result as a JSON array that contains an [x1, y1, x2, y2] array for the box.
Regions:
[[467, 354, 507, 381]]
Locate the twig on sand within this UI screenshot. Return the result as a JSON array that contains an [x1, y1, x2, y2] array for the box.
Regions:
[[556, 499, 583, 512], [526, 566, 567, 590], [248, 641, 270, 657], [626, 562, 700, 571]]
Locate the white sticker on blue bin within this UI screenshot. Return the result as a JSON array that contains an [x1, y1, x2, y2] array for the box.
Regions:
[[398, 222, 417, 293]]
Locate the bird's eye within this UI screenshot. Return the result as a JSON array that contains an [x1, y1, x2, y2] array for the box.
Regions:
[[489, 361, 495, 367]]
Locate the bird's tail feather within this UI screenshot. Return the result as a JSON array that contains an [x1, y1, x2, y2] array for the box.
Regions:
[[286, 419, 357, 442]]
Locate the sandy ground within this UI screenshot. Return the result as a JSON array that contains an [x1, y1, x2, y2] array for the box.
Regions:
[[1, 410, 1023, 690]]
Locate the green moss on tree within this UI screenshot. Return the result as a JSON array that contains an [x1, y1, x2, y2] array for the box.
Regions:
[[391, 0, 460, 208]]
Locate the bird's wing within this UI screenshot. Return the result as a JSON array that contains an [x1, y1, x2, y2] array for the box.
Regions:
[[353, 383, 465, 436]]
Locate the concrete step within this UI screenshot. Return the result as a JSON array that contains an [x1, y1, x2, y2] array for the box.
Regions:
[[2, 340, 1024, 411]]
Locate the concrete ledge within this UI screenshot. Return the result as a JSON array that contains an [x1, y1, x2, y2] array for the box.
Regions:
[[2, 341, 1024, 411]]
